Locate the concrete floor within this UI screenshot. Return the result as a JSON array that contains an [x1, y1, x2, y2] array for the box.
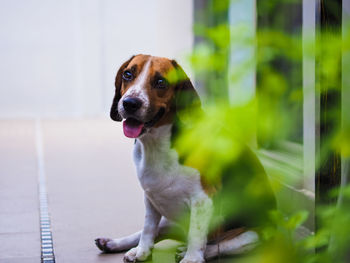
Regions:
[[0, 119, 238, 263], [0, 120, 40, 263]]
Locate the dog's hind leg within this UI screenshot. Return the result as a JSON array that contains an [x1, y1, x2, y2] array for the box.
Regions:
[[95, 217, 185, 253], [95, 231, 142, 253], [175, 229, 259, 262], [204, 230, 259, 260]]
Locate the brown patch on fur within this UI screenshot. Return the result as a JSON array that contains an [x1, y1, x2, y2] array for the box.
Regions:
[[220, 227, 247, 242], [200, 175, 219, 196], [208, 227, 246, 245], [146, 57, 179, 128], [120, 54, 151, 97]]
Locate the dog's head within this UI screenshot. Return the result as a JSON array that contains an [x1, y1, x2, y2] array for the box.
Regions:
[[110, 54, 200, 138]]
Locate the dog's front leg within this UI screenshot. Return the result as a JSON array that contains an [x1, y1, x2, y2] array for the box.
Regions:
[[124, 196, 161, 262], [180, 194, 213, 263]]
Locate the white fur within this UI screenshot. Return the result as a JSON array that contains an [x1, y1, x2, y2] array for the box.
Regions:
[[134, 125, 203, 220], [125, 124, 212, 262]]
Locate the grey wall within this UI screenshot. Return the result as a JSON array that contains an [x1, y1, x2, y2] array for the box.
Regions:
[[0, 0, 193, 118]]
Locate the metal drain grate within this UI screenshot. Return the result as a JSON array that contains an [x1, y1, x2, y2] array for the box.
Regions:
[[36, 120, 56, 263]]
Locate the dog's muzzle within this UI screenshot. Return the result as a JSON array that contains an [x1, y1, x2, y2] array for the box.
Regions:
[[122, 107, 165, 138]]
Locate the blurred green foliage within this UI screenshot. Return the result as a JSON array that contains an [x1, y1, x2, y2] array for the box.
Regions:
[[169, 0, 350, 262]]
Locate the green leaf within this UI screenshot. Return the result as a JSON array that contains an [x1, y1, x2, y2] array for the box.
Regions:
[[286, 211, 309, 230]]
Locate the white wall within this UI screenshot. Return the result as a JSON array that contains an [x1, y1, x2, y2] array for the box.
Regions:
[[0, 0, 193, 118]]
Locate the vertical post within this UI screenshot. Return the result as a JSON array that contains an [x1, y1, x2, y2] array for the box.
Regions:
[[329, 3, 349, 260], [303, 0, 316, 197], [340, 0, 350, 199], [228, 0, 256, 105], [315, 0, 342, 238]]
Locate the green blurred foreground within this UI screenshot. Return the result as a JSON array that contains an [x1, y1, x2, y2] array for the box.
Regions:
[[166, 1, 350, 262]]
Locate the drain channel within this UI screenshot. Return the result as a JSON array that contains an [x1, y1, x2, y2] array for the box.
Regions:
[[35, 119, 55, 263]]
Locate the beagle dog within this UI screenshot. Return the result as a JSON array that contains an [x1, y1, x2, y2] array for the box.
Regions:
[[95, 54, 276, 263]]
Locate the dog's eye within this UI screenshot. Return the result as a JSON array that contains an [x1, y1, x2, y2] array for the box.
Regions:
[[155, 78, 167, 89], [122, 70, 133, 81]]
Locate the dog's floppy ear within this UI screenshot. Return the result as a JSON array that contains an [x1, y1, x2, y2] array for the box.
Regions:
[[171, 60, 201, 116], [170, 60, 202, 159], [110, 55, 135, 121]]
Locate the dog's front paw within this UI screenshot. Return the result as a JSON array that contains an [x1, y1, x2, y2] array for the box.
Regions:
[[95, 237, 118, 253], [179, 257, 205, 263], [123, 246, 151, 262], [179, 251, 205, 263]]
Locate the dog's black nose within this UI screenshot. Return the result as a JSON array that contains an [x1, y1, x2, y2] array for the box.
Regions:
[[123, 97, 142, 114]]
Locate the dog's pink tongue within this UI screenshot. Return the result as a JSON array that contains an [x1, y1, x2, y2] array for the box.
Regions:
[[123, 118, 144, 138]]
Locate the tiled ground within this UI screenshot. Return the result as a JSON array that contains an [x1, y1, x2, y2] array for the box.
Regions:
[[0, 120, 40, 263]]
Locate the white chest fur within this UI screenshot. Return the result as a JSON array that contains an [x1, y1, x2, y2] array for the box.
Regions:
[[133, 125, 204, 220]]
